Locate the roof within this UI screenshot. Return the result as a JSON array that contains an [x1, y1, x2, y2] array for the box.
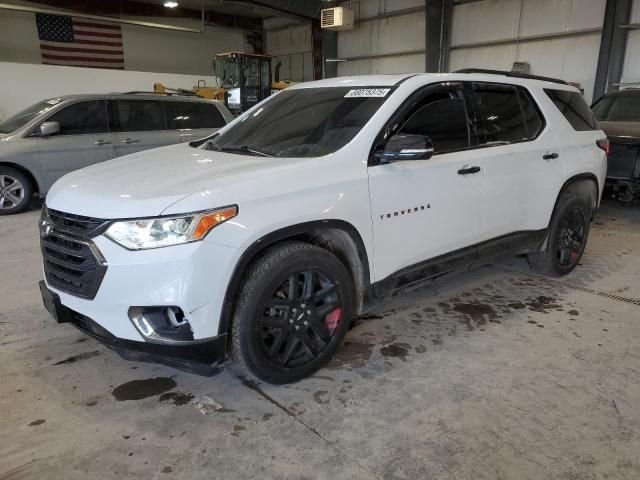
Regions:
[[42, 93, 225, 103], [290, 72, 577, 90]]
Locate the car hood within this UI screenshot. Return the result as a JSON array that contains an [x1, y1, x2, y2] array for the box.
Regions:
[[599, 121, 640, 141], [45, 143, 306, 218]]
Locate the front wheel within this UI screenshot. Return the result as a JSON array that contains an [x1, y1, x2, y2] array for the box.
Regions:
[[231, 242, 354, 384], [529, 190, 592, 277], [0, 167, 33, 215]]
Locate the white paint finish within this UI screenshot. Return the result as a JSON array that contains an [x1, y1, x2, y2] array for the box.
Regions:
[[621, 30, 640, 85], [43, 73, 605, 341], [0, 62, 217, 120]]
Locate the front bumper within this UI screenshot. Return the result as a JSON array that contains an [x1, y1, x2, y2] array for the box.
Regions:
[[40, 281, 226, 376]]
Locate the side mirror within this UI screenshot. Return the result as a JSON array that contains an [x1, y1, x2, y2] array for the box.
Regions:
[[39, 121, 60, 137], [374, 134, 434, 163]]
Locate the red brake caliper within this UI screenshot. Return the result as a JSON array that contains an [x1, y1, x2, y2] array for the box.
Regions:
[[325, 308, 342, 330]]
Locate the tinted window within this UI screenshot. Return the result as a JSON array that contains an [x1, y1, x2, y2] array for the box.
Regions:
[[115, 100, 165, 132], [0, 99, 60, 134], [167, 102, 226, 129], [399, 95, 470, 154], [544, 89, 598, 131], [206, 87, 392, 157], [592, 92, 640, 122], [473, 84, 528, 144], [518, 88, 544, 138], [46, 100, 108, 135]]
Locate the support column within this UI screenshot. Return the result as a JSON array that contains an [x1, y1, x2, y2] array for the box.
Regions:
[[425, 0, 453, 73], [594, 0, 632, 100]]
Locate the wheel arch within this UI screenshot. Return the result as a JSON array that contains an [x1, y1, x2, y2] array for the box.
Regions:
[[553, 173, 599, 219], [218, 220, 371, 336], [0, 161, 41, 194]]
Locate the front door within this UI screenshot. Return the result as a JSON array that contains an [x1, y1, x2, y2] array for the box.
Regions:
[[37, 100, 115, 189], [110, 99, 180, 157], [367, 82, 485, 282]]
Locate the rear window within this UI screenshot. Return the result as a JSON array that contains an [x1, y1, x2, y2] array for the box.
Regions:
[[592, 93, 640, 122], [167, 101, 226, 129], [114, 100, 166, 132], [544, 89, 598, 131], [473, 83, 543, 144]]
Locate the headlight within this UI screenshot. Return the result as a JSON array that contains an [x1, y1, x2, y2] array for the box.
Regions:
[[105, 206, 237, 250]]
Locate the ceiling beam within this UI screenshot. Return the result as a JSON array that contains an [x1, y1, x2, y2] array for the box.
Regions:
[[242, 0, 323, 20]]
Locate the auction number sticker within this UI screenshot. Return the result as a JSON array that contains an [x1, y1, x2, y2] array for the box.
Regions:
[[344, 88, 390, 98]]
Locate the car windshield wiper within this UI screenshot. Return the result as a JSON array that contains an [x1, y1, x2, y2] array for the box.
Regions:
[[212, 145, 275, 157]]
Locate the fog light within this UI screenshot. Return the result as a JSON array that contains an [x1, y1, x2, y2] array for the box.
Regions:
[[128, 306, 195, 343]]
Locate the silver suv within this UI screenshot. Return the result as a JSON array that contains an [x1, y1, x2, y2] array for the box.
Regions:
[[0, 93, 234, 214]]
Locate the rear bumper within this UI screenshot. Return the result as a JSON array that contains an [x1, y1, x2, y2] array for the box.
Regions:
[[40, 281, 226, 376]]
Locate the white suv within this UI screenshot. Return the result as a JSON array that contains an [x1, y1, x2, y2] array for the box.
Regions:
[[39, 70, 608, 384]]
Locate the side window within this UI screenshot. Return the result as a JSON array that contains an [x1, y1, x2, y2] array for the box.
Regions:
[[397, 91, 471, 154], [544, 89, 598, 131], [517, 88, 544, 138], [114, 100, 166, 132], [473, 83, 528, 144], [167, 102, 226, 129], [46, 100, 108, 135]]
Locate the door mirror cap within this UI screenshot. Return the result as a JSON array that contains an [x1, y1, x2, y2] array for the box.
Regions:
[[39, 121, 60, 137], [375, 134, 434, 163]]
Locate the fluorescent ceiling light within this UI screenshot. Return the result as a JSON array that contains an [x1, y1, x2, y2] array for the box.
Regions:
[[164, 1, 179, 7]]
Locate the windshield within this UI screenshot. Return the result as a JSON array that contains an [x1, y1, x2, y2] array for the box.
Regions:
[[0, 99, 62, 134], [203, 87, 394, 157], [592, 93, 640, 122]]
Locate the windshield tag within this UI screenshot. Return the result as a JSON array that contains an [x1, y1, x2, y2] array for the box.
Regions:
[[344, 88, 390, 98]]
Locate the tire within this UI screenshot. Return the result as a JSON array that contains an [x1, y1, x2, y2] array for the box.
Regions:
[[231, 241, 354, 384], [528, 187, 593, 277], [0, 167, 33, 215]]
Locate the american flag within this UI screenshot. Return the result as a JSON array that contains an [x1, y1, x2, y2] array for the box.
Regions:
[[36, 13, 124, 70]]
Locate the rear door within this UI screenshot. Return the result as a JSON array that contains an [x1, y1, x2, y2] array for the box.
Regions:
[[166, 100, 228, 143], [110, 99, 180, 157], [468, 82, 563, 239], [36, 100, 115, 188]]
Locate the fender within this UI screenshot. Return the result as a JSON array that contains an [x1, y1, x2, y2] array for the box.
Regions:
[[217, 219, 371, 336], [552, 173, 600, 220]]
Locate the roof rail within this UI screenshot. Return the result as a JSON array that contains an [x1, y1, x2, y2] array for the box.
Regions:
[[122, 90, 200, 97], [453, 68, 568, 86]]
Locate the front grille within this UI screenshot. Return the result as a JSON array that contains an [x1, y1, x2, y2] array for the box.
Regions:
[[41, 208, 109, 299]]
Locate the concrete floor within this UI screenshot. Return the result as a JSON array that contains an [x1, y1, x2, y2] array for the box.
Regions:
[[2, 199, 640, 480]]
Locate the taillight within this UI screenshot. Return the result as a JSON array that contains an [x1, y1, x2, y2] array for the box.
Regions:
[[596, 138, 610, 156]]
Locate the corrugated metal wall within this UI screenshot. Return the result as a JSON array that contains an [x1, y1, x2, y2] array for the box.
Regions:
[[265, 18, 314, 82], [621, 0, 640, 86], [449, 0, 606, 102], [337, 0, 426, 76]]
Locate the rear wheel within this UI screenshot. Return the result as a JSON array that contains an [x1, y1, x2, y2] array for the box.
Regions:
[[0, 167, 33, 215], [529, 189, 592, 277], [231, 242, 353, 384]]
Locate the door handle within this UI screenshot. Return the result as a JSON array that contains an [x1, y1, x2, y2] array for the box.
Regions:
[[543, 152, 559, 160], [457, 165, 481, 175], [94, 139, 112, 146], [121, 138, 140, 144]]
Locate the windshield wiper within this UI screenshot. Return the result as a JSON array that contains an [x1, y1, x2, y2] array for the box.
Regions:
[[216, 145, 275, 157]]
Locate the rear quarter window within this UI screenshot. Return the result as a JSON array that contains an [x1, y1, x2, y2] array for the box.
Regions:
[[544, 89, 598, 131]]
